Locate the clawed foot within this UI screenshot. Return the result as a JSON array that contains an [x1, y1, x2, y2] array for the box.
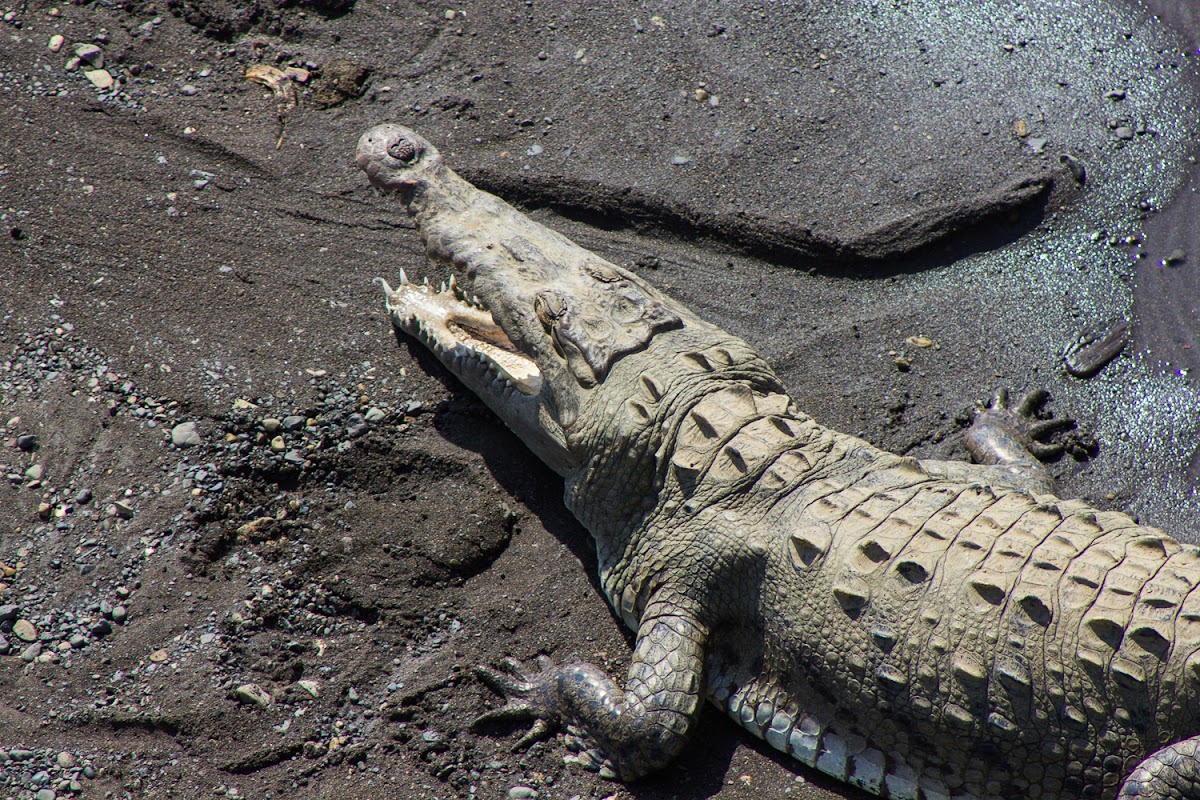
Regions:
[[473, 656, 559, 749], [972, 388, 1096, 461], [473, 656, 622, 780]]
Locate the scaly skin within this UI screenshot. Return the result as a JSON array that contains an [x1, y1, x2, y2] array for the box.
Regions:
[[356, 123, 1200, 800]]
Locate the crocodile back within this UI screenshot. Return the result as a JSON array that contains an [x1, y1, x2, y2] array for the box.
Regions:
[[707, 444, 1200, 800]]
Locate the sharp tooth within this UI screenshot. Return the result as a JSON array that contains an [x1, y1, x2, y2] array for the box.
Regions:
[[422, 276, 429, 285], [399, 268, 409, 284], [448, 275, 459, 295], [438, 280, 446, 292]]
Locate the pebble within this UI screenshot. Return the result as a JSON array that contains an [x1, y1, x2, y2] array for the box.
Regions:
[[1114, 126, 1135, 140], [48, 34, 64, 52], [35, 788, 56, 800], [281, 415, 306, 431], [508, 787, 539, 799], [149, 648, 169, 663], [269, 435, 286, 453], [1105, 89, 1127, 101], [16, 434, 37, 451], [75, 487, 93, 504], [344, 413, 368, 438], [112, 500, 134, 519], [12, 618, 38, 641], [84, 68, 114, 90], [0, 605, 16, 623], [262, 417, 281, 433], [56, 752, 76, 769], [111, 605, 128, 624], [671, 152, 692, 166], [364, 407, 385, 423], [24, 463, 44, 481], [171, 421, 202, 447], [21, 642, 42, 662], [1163, 248, 1187, 266], [74, 43, 103, 67], [233, 683, 272, 706], [180, 84, 199, 96]]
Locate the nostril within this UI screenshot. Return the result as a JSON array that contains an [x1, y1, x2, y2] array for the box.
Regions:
[[387, 137, 422, 165]]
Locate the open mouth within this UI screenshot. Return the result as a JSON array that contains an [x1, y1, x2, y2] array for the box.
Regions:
[[378, 271, 543, 395]]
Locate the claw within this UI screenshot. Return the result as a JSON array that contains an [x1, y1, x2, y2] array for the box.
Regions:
[[513, 718, 555, 750], [1014, 388, 1048, 416], [473, 657, 562, 749], [1028, 418, 1073, 439]]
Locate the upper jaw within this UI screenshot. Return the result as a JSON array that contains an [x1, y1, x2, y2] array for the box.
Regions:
[[378, 271, 578, 475]]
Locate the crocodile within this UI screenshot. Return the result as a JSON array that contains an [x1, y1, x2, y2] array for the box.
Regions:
[[356, 122, 1200, 800]]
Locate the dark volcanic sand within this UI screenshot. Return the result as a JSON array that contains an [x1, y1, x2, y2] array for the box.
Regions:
[[1, 2, 1199, 799]]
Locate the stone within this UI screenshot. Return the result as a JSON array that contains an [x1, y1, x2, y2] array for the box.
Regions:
[[179, 84, 199, 96], [262, 417, 281, 433], [20, 642, 42, 662], [149, 648, 169, 663], [112, 500, 134, 519], [508, 787, 539, 799], [269, 435, 286, 453], [24, 463, 44, 481], [364, 407, 385, 423], [12, 618, 37, 642], [74, 43, 103, 67], [282, 415, 306, 431], [56, 752, 76, 769], [48, 34, 64, 52], [16, 434, 37, 451], [171, 421, 202, 447], [233, 683, 272, 706], [84, 69, 113, 90]]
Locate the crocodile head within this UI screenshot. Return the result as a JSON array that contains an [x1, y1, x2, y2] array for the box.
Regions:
[[357, 124, 697, 480]]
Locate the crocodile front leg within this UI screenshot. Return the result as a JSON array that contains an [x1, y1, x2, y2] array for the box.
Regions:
[[921, 388, 1072, 494], [1119, 737, 1200, 799], [475, 599, 707, 780]]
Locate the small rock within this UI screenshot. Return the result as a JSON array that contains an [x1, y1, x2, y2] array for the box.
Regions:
[[12, 618, 38, 642], [48, 34, 64, 52], [1105, 89, 1127, 101], [0, 605, 16, 623], [84, 68, 114, 90], [1026, 136, 1048, 154], [180, 84, 199, 96], [1163, 248, 1187, 266], [269, 435, 286, 453], [671, 152, 692, 166], [1114, 126, 1135, 140], [24, 463, 44, 481], [262, 417, 282, 433], [75, 487, 93, 504], [233, 683, 273, 707], [149, 648, 169, 663], [90, 618, 112, 638], [0, 634, 9, 654], [16, 434, 37, 452], [111, 605, 128, 624], [112, 500, 134, 519], [508, 787, 539, 800], [364, 407, 385, 423], [525, 143, 543, 157], [56, 752, 77, 770], [297, 679, 320, 697], [35, 788, 56, 800], [1060, 153, 1086, 184], [281, 415, 306, 431], [171, 421, 202, 447], [8, 748, 33, 760], [344, 413, 368, 438], [20, 642, 42, 662], [74, 43, 103, 67]]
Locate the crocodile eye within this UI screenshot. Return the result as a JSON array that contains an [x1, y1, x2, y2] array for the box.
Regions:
[[387, 138, 422, 165]]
